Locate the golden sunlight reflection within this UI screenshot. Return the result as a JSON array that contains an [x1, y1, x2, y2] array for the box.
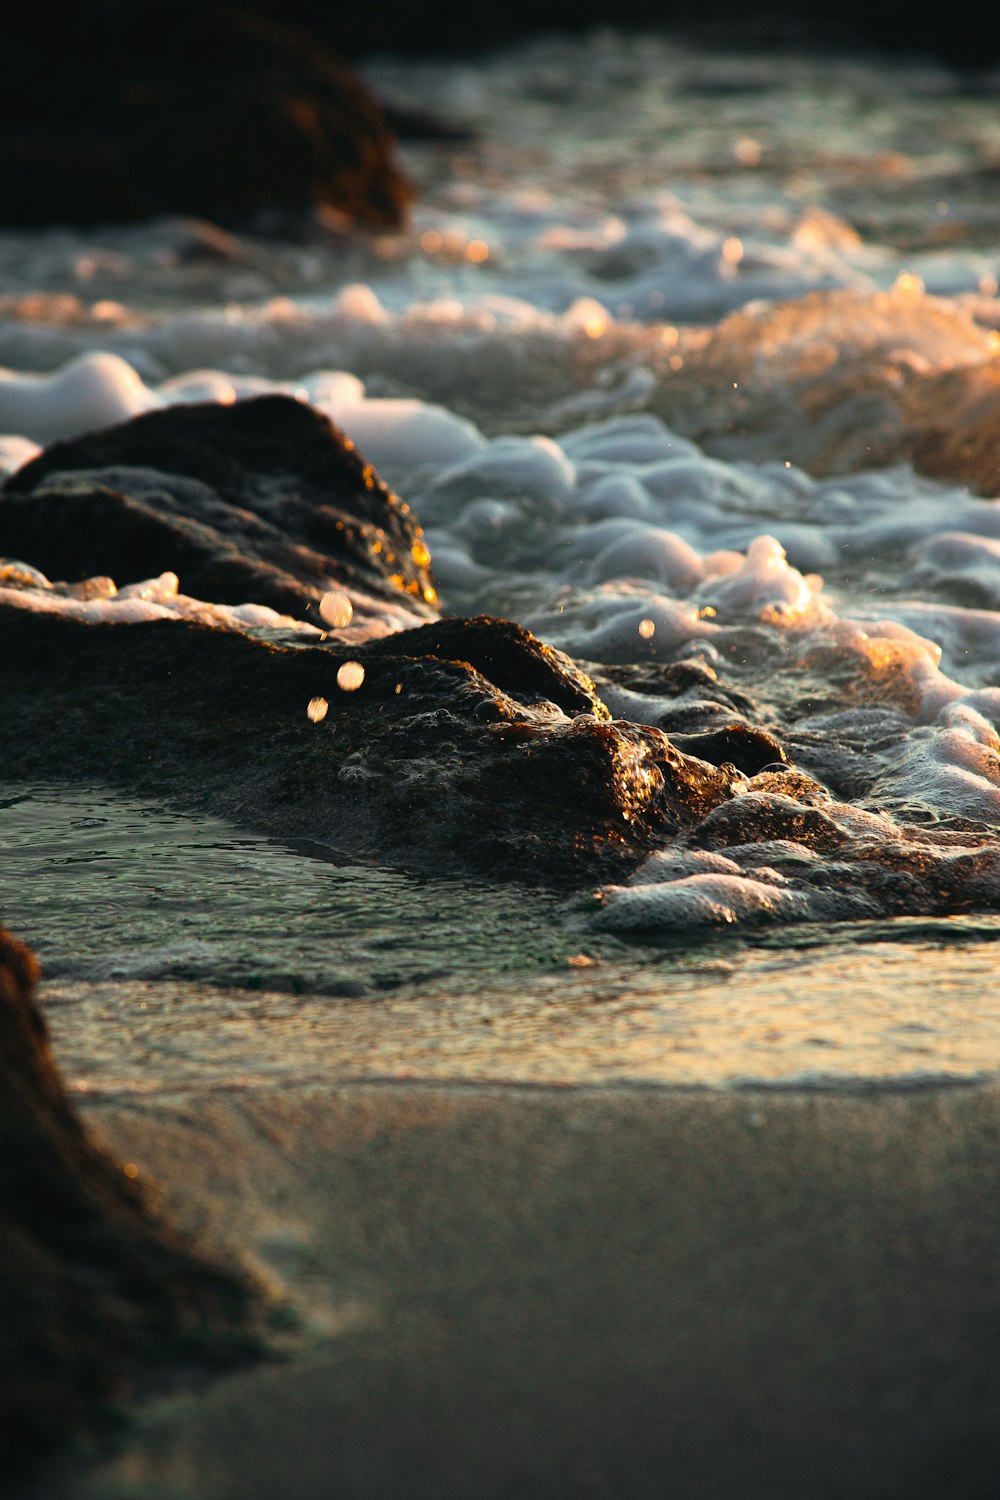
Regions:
[[46, 936, 1000, 1095], [307, 696, 329, 723], [336, 661, 365, 692]]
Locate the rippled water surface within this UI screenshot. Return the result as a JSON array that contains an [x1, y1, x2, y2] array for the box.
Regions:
[[6, 783, 1000, 1093]]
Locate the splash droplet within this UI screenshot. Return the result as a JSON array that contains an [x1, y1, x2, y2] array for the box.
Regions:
[[337, 662, 365, 692], [893, 270, 924, 296], [319, 590, 353, 628], [638, 618, 656, 639], [307, 696, 329, 723]]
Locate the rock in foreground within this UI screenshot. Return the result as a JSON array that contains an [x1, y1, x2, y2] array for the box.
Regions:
[[0, 928, 267, 1479]]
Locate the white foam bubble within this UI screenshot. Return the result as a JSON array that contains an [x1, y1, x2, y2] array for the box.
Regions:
[[0, 351, 157, 443], [0, 566, 322, 635], [329, 397, 485, 474], [598, 873, 812, 930]]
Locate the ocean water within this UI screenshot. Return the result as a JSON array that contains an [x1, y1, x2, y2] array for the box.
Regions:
[[8, 780, 1000, 1093], [6, 32, 1000, 1091]]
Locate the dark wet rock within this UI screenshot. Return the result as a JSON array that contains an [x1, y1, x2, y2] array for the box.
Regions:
[[2, 395, 436, 624], [0, 605, 744, 884], [671, 724, 789, 777], [795, 829, 1000, 922], [690, 791, 850, 854], [595, 658, 759, 717], [909, 368, 1000, 500], [0, 927, 266, 1479], [0, 7, 411, 232], [372, 616, 608, 719], [0, 397, 772, 882]]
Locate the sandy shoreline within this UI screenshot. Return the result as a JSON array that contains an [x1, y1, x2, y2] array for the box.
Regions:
[[38, 1078, 1000, 1499]]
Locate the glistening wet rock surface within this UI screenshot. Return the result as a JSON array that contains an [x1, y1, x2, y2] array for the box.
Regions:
[[2, 394, 436, 626], [0, 606, 744, 883]]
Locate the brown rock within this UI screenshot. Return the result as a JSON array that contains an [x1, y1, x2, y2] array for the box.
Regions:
[[0, 6, 411, 231]]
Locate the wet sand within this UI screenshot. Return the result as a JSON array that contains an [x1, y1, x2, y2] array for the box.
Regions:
[[54, 1080, 1000, 1500]]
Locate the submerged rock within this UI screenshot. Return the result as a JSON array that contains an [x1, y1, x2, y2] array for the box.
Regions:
[[2, 395, 436, 627], [0, 928, 266, 1478], [0, 7, 411, 231]]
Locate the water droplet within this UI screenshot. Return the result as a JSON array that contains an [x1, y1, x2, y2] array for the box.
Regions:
[[307, 696, 329, 723], [893, 270, 924, 296], [734, 136, 761, 167], [319, 590, 353, 628], [337, 662, 365, 692], [638, 618, 655, 639]]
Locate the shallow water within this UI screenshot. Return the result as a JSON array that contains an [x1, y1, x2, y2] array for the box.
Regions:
[[6, 782, 1000, 1092]]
